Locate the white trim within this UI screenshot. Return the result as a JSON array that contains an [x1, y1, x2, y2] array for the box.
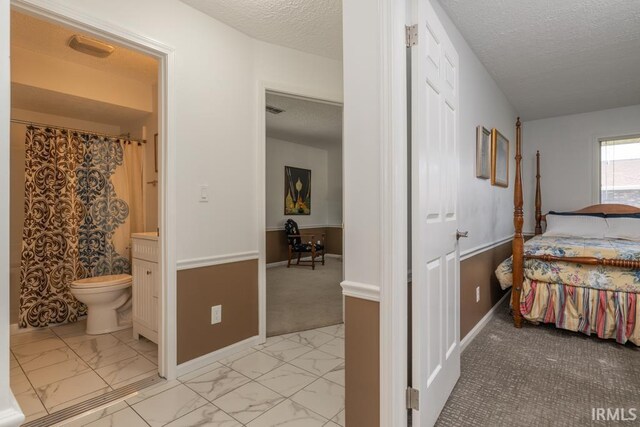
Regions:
[[257, 81, 344, 348], [591, 131, 640, 204], [341, 281, 380, 302], [10, 0, 178, 381], [265, 224, 343, 232], [379, 0, 408, 425], [0, 395, 24, 427], [176, 252, 259, 271], [0, 2, 17, 421], [460, 291, 511, 352], [175, 335, 260, 378], [266, 253, 342, 268], [460, 236, 512, 261], [592, 136, 601, 204], [10, 317, 88, 335]]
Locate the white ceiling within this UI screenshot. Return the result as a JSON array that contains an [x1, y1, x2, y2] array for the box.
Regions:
[[11, 10, 158, 83], [12, 83, 151, 125], [181, 0, 343, 60], [438, 0, 640, 120], [266, 93, 342, 148]]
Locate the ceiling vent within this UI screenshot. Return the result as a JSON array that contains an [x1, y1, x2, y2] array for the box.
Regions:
[[68, 35, 115, 58], [266, 105, 285, 115]]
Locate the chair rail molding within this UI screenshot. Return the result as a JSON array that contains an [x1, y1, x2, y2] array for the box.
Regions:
[[341, 280, 380, 302], [176, 251, 259, 271]]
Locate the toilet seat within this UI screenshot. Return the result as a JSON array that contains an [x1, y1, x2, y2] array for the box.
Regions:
[[71, 274, 132, 289]]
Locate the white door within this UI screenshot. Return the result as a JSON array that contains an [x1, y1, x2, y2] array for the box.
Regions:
[[410, 1, 461, 425]]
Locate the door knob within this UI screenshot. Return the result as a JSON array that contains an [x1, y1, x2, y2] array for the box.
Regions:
[[146, 270, 152, 275], [456, 230, 469, 240]]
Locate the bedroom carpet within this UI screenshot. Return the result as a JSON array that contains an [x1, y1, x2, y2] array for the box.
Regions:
[[266, 256, 343, 336], [436, 299, 640, 427]]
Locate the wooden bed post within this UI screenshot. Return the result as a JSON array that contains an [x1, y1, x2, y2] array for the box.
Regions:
[[535, 150, 542, 235], [511, 118, 524, 328]]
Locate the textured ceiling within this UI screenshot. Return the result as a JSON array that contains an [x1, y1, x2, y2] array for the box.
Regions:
[[181, 0, 342, 60], [438, 0, 640, 120], [11, 10, 158, 83], [266, 92, 342, 148]]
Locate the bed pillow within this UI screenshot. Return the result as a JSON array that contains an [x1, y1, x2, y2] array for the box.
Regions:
[[544, 214, 608, 238], [605, 217, 640, 241]]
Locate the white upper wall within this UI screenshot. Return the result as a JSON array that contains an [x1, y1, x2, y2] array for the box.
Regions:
[[342, 0, 381, 287], [46, 0, 343, 263], [522, 104, 640, 232], [431, 1, 519, 252], [265, 137, 329, 230]]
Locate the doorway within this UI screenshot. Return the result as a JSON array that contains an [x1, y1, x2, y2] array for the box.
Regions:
[[263, 91, 344, 337], [7, 3, 176, 424], [256, 89, 346, 423]]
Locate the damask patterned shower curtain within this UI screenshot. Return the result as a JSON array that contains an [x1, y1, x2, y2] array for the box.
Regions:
[[19, 126, 144, 328]]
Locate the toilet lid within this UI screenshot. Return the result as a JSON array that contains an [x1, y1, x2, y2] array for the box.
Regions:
[[71, 274, 132, 289]]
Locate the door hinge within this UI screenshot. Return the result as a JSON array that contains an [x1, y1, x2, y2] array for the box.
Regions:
[[406, 387, 419, 410], [405, 24, 418, 47]]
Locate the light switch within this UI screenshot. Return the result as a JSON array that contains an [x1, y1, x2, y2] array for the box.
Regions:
[[199, 185, 209, 203]]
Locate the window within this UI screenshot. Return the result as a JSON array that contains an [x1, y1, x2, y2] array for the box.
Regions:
[[600, 136, 640, 207]]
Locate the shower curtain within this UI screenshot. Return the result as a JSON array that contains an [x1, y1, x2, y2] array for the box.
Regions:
[[19, 126, 145, 328]]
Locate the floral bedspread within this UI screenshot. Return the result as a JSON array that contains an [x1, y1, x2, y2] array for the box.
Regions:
[[496, 235, 640, 293]]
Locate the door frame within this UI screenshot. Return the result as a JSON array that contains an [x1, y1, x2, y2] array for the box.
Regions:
[[256, 81, 343, 342], [4, 0, 178, 381], [378, 0, 409, 425]]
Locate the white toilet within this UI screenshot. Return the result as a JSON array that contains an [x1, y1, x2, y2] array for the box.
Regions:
[[70, 274, 133, 335]]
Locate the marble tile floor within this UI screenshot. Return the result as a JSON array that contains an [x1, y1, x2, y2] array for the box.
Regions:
[[64, 323, 345, 427], [9, 319, 158, 424]]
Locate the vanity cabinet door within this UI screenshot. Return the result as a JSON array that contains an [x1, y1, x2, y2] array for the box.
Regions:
[[132, 259, 158, 332]]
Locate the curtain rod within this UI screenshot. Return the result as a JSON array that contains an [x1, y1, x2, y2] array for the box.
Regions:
[[10, 118, 146, 144]]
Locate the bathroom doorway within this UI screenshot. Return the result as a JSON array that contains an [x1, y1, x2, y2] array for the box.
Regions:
[[260, 89, 345, 338], [7, 7, 173, 424]]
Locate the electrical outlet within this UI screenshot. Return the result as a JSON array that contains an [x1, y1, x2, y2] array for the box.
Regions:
[[211, 305, 222, 324], [475, 286, 480, 303]]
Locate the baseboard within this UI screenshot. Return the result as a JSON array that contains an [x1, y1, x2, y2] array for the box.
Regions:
[[176, 335, 260, 377], [460, 290, 511, 352], [0, 392, 25, 427], [10, 316, 88, 335], [266, 253, 342, 269]]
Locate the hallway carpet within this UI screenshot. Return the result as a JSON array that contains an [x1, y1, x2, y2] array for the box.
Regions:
[[436, 299, 640, 427], [267, 257, 343, 336]]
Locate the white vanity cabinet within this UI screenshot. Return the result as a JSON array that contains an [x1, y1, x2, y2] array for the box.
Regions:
[[131, 232, 159, 344]]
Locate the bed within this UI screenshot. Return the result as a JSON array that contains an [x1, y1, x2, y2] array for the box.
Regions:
[[497, 118, 640, 345]]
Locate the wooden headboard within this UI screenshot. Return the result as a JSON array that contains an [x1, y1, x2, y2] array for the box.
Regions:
[[533, 151, 640, 234], [573, 204, 640, 214]]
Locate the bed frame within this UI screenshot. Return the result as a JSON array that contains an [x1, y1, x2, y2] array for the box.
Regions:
[[510, 118, 640, 328]]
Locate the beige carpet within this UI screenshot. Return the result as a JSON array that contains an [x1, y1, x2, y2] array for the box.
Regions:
[[267, 257, 343, 336]]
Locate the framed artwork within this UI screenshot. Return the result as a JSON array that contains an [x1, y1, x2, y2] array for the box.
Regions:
[[154, 133, 158, 173], [491, 128, 509, 187], [476, 126, 491, 179], [284, 166, 311, 215]]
